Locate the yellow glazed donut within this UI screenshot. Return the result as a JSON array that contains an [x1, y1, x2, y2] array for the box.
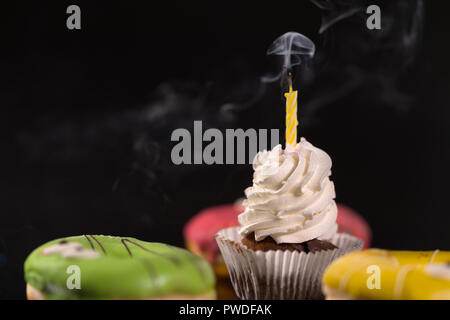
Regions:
[[322, 249, 450, 300]]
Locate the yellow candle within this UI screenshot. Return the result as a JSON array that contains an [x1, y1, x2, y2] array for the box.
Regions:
[[284, 83, 298, 147]]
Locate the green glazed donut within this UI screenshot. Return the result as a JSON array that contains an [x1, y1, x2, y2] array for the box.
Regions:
[[24, 235, 216, 299]]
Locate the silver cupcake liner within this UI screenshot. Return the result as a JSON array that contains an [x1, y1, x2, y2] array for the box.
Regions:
[[216, 226, 363, 300]]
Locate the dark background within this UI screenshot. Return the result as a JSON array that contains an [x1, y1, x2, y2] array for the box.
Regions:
[[1, 0, 450, 299]]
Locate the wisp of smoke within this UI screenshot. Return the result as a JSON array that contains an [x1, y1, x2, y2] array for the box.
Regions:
[[263, 32, 316, 87], [267, 32, 315, 71], [301, 0, 424, 118], [311, 0, 367, 33]]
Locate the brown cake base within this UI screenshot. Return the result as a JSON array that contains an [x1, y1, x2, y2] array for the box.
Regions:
[[242, 232, 337, 253]]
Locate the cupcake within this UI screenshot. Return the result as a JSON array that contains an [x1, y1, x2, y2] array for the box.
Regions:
[[184, 201, 370, 299], [216, 138, 363, 299], [25, 235, 216, 299]]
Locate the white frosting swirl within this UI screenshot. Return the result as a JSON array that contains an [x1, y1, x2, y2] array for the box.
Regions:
[[238, 138, 338, 244]]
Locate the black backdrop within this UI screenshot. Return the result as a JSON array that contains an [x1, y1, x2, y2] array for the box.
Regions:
[[1, 1, 450, 299]]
